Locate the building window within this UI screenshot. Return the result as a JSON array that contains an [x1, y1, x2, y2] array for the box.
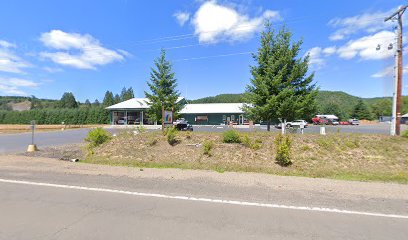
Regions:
[[222, 115, 226, 121], [196, 116, 208, 122], [231, 115, 235, 121]]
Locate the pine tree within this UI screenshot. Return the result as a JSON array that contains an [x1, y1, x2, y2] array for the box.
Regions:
[[84, 99, 92, 108], [93, 99, 100, 107], [244, 22, 317, 131], [352, 99, 373, 120], [126, 87, 135, 100], [120, 87, 127, 101], [59, 92, 78, 108], [114, 94, 121, 104], [102, 91, 115, 107], [144, 49, 182, 122]]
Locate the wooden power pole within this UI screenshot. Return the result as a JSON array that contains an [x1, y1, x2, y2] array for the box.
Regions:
[[385, 5, 407, 136]]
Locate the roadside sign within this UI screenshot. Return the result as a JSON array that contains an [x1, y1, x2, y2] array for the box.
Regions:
[[164, 110, 173, 124]]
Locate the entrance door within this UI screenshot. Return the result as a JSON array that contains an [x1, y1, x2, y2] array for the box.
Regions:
[[239, 115, 244, 125]]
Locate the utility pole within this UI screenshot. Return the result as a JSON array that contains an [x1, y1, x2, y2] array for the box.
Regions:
[[385, 5, 407, 136]]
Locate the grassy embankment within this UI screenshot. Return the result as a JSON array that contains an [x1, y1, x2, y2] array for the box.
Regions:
[[84, 130, 408, 183]]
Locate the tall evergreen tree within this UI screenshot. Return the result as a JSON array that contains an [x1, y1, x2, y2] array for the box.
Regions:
[[352, 99, 373, 120], [102, 91, 115, 107], [93, 99, 100, 107], [84, 99, 92, 108], [120, 87, 127, 101], [244, 22, 317, 131], [145, 49, 182, 122], [125, 87, 135, 100], [114, 94, 121, 104], [59, 92, 78, 108]]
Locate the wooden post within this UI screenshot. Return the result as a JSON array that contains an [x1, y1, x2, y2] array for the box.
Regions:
[[162, 103, 164, 132]]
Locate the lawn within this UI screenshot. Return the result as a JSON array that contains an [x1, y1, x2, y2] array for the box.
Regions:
[[83, 130, 408, 183]]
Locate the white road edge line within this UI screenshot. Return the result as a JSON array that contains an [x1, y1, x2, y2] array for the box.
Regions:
[[1, 178, 407, 220]]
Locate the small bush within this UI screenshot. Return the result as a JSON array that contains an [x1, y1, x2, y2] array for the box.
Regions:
[[402, 130, 408, 138], [242, 134, 262, 150], [203, 140, 214, 156], [275, 133, 292, 166], [136, 125, 146, 133], [146, 137, 158, 146], [85, 127, 112, 148], [251, 140, 262, 150], [242, 134, 251, 147], [223, 130, 241, 143], [167, 127, 179, 146]]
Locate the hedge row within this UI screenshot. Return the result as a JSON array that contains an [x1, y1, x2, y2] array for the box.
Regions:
[[0, 107, 110, 125]]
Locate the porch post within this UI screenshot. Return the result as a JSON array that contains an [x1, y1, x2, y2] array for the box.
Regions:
[[141, 111, 144, 125], [125, 110, 128, 125]]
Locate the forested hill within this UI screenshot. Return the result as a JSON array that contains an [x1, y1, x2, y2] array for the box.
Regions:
[[0, 96, 57, 110], [188, 94, 244, 103]]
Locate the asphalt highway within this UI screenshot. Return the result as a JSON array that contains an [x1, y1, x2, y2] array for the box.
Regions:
[[0, 156, 407, 240]]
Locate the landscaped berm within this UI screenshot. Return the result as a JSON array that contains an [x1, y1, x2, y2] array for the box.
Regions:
[[84, 129, 408, 183]]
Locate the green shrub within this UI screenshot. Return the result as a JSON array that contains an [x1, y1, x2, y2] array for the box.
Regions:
[[251, 139, 262, 150], [242, 134, 251, 146], [203, 140, 214, 156], [136, 125, 146, 133], [275, 134, 292, 166], [223, 130, 241, 143], [167, 127, 179, 146], [402, 130, 408, 138], [85, 127, 112, 148], [242, 134, 262, 150]]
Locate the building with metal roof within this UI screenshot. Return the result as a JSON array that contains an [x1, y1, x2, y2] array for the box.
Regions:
[[179, 103, 246, 125], [106, 99, 247, 125]]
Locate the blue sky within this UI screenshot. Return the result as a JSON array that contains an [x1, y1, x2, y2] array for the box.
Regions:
[[0, 0, 407, 101]]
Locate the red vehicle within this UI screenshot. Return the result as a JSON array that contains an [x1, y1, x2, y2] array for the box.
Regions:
[[312, 115, 339, 125]]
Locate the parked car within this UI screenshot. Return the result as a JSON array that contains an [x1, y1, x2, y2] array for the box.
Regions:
[[116, 118, 126, 125], [276, 120, 308, 129], [286, 120, 308, 128], [331, 120, 339, 125], [173, 118, 193, 131], [348, 119, 360, 125]]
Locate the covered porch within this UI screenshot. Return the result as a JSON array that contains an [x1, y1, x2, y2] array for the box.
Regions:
[[110, 109, 148, 125]]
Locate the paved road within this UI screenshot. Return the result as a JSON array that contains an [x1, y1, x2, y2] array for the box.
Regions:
[[0, 156, 407, 240], [1, 124, 406, 154], [0, 128, 91, 154]]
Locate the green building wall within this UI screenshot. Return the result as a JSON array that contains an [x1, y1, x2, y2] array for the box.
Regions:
[[181, 113, 244, 125]]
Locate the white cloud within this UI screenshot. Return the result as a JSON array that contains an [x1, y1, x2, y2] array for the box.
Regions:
[[322, 46, 336, 56], [328, 9, 395, 41], [307, 47, 325, 67], [0, 40, 16, 48], [174, 12, 190, 26], [0, 77, 39, 95], [40, 30, 126, 70], [43, 66, 63, 73], [371, 65, 408, 78], [337, 31, 395, 60], [0, 41, 31, 74], [191, 1, 281, 43]]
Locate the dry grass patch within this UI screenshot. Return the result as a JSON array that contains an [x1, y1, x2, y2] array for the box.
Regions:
[[84, 131, 408, 183]]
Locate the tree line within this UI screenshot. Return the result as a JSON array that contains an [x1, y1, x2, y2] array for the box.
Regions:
[[0, 87, 136, 124]]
